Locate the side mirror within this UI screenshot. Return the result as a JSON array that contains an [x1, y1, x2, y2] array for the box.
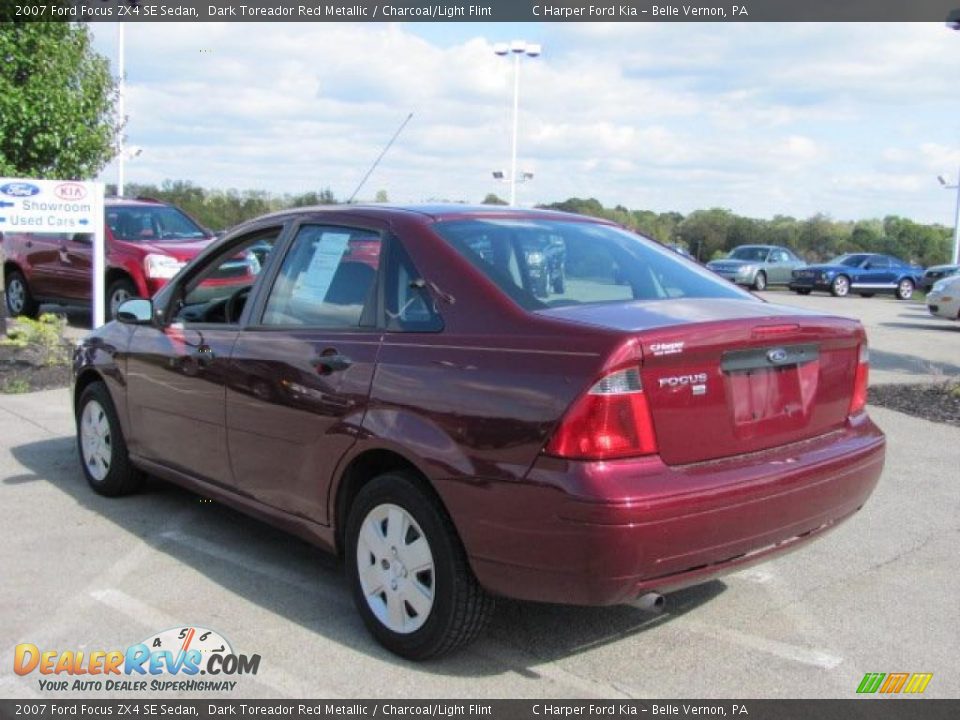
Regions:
[[116, 298, 154, 325], [863, 262, 873, 270], [72, 233, 93, 244]]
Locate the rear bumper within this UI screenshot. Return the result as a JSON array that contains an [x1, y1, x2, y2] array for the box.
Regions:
[[462, 414, 885, 606]]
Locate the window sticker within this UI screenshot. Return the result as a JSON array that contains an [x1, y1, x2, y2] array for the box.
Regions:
[[292, 231, 351, 302]]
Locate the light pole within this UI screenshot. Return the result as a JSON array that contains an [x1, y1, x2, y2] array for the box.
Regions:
[[938, 172, 960, 265], [493, 40, 540, 206], [946, 12, 960, 263]]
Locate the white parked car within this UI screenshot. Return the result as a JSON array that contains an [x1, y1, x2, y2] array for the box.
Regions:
[[926, 274, 960, 321]]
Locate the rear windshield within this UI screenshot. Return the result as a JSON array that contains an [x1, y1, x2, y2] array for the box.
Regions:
[[107, 206, 207, 241], [433, 218, 749, 311]]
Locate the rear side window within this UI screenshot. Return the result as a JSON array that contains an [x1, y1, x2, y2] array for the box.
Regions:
[[433, 218, 748, 311], [383, 242, 443, 332], [262, 225, 381, 328]]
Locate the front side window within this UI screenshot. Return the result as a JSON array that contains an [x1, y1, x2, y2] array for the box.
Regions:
[[729, 247, 770, 262], [433, 218, 748, 311], [834, 254, 869, 268], [108, 206, 208, 241], [262, 225, 381, 328], [173, 228, 281, 324]]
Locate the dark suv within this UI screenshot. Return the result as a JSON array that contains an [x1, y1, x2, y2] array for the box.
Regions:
[[2, 197, 219, 319]]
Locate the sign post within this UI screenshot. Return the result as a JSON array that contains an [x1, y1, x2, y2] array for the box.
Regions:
[[0, 177, 106, 327]]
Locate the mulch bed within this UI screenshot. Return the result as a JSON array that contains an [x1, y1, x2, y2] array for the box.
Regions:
[[0, 344, 71, 393], [869, 381, 960, 427]]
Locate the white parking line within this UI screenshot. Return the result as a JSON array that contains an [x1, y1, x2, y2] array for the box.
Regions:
[[89, 588, 331, 698], [679, 619, 843, 670]]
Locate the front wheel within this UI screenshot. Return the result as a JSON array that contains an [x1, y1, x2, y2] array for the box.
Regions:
[[345, 472, 494, 660], [830, 275, 850, 297], [76, 382, 144, 496], [106, 278, 138, 320], [752, 271, 767, 291], [895, 278, 914, 300], [5, 270, 39, 318]]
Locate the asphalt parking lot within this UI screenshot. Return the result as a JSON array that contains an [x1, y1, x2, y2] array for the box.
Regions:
[[1, 292, 958, 699]]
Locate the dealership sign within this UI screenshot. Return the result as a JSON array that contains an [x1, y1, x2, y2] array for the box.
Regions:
[[0, 178, 103, 232], [0, 177, 107, 326]]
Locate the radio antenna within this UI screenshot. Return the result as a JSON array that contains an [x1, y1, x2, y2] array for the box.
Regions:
[[347, 112, 414, 203]]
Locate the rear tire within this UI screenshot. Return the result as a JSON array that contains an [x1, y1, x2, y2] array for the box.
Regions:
[[830, 275, 850, 297], [76, 382, 144, 497], [5, 270, 39, 318], [752, 271, 767, 291], [345, 472, 494, 660], [895, 278, 914, 300]]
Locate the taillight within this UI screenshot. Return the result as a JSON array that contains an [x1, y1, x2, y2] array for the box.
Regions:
[[849, 343, 869, 415], [545, 367, 658, 460]]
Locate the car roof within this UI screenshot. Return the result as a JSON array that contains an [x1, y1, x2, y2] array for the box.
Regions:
[[250, 203, 615, 225], [104, 196, 167, 208]]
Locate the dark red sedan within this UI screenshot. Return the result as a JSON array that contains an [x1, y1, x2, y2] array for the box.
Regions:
[[72, 205, 885, 659]]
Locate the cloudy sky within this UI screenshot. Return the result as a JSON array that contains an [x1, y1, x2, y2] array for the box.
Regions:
[[91, 22, 960, 224]]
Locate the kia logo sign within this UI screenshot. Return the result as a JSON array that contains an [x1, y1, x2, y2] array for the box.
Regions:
[[0, 182, 40, 198], [54, 183, 87, 200], [767, 348, 790, 364]]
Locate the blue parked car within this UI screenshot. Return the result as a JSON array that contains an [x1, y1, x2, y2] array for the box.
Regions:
[[789, 253, 924, 300]]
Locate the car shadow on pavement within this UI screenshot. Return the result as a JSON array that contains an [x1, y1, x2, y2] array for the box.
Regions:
[[870, 348, 960, 378], [9, 435, 724, 676]]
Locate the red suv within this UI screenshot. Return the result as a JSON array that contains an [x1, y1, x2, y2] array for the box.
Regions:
[[2, 197, 218, 319]]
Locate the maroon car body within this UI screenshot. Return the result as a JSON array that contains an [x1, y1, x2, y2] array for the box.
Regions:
[[72, 205, 885, 658], [2, 197, 217, 318]]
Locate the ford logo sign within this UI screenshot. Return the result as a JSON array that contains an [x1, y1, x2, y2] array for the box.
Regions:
[[0, 182, 41, 198], [767, 348, 790, 364]]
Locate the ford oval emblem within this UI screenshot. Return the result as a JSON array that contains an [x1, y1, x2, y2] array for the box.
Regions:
[[767, 348, 790, 364], [0, 182, 40, 198]]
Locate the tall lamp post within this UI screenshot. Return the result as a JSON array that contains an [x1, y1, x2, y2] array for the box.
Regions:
[[493, 40, 540, 206], [946, 11, 960, 264], [938, 173, 960, 265], [117, 22, 126, 196]]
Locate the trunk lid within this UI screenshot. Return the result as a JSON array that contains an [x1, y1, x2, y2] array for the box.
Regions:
[[539, 298, 863, 466]]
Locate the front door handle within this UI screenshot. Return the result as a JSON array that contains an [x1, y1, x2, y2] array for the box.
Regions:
[[314, 351, 351, 375], [194, 344, 215, 367]]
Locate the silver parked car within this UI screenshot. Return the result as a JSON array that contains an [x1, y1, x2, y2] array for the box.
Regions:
[[920, 264, 960, 293], [707, 245, 806, 291]]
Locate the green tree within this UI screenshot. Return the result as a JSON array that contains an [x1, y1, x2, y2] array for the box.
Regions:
[[0, 21, 118, 179], [678, 208, 735, 261], [481, 193, 508, 205]]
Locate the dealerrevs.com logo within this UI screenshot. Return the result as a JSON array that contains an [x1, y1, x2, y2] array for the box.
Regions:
[[14, 627, 261, 693]]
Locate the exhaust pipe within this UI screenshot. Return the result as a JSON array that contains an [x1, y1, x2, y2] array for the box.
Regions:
[[634, 592, 665, 613]]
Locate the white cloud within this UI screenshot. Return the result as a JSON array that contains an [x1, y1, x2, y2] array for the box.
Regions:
[[93, 22, 960, 223]]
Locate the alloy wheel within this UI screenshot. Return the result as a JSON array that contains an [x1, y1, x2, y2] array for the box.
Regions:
[[7, 278, 25, 314]]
